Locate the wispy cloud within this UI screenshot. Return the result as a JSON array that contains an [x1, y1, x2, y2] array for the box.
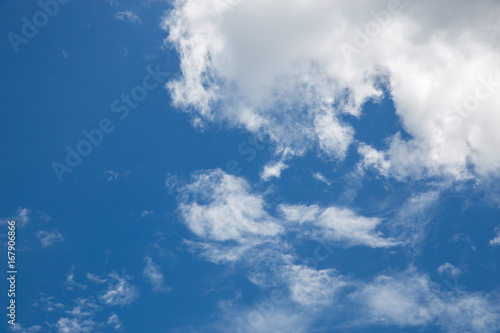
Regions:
[[104, 169, 130, 182], [438, 262, 462, 278], [177, 169, 284, 263], [64, 267, 87, 290], [9, 323, 42, 332], [32, 295, 64, 313], [351, 267, 500, 332], [142, 256, 169, 293], [176, 169, 401, 265], [260, 160, 288, 181], [27, 271, 132, 332], [141, 210, 154, 218], [1, 207, 30, 227], [86, 273, 108, 284], [107, 313, 122, 330], [169, 168, 500, 332], [279, 203, 401, 248], [451, 233, 477, 251], [312, 171, 332, 186], [489, 226, 500, 246], [105, 170, 119, 181], [37, 229, 64, 248], [98, 272, 138, 306], [281, 264, 346, 307], [56, 297, 101, 333], [115, 10, 142, 24]]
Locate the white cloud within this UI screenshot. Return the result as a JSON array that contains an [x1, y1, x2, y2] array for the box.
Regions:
[[98, 272, 138, 306], [30, 278, 130, 332], [163, 0, 500, 181], [65, 267, 87, 290], [1, 207, 31, 227], [115, 10, 142, 24], [37, 229, 64, 248], [56, 318, 81, 332], [183, 239, 264, 264], [105, 170, 119, 181], [161, 12, 500, 330], [437, 263, 462, 278], [104, 169, 130, 181], [315, 112, 354, 160], [222, 264, 500, 332], [107, 313, 122, 330], [260, 160, 288, 181], [227, 305, 312, 333], [489, 226, 500, 246], [141, 210, 154, 217], [142, 256, 169, 292], [278, 204, 321, 224], [312, 172, 331, 186], [173, 168, 499, 332], [358, 143, 391, 177], [33, 295, 65, 313], [177, 169, 399, 264], [178, 169, 283, 244], [353, 272, 435, 327], [389, 190, 441, 250], [352, 267, 500, 332], [86, 273, 107, 284], [281, 265, 346, 307], [9, 324, 42, 332], [162, 0, 367, 160], [452, 233, 477, 251], [279, 204, 400, 248], [56, 297, 101, 333], [56, 317, 95, 333], [16, 207, 30, 226]]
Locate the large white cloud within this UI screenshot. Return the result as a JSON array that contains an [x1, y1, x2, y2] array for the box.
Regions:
[[163, 0, 500, 180]]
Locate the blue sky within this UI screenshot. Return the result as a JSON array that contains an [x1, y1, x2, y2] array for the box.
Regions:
[[1, 0, 500, 332]]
